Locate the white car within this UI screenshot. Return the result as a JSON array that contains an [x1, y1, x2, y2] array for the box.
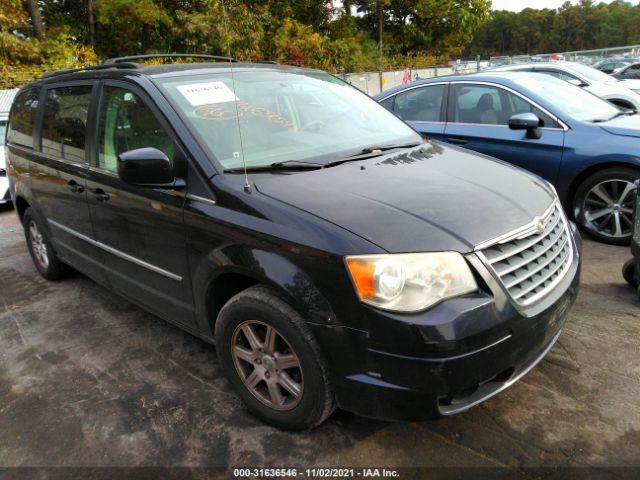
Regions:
[[0, 115, 10, 204], [0, 89, 18, 205], [490, 62, 640, 111]]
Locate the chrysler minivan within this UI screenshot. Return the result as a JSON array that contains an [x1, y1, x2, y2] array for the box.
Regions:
[[5, 55, 580, 430]]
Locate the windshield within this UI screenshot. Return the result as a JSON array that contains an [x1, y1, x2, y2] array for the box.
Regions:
[[568, 63, 617, 83], [513, 75, 620, 122], [0, 120, 6, 146], [158, 70, 421, 170]]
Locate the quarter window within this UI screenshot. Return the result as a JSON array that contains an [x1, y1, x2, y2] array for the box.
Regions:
[[451, 84, 555, 127], [379, 96, 394, 112], [392, 85, 445, 122], [98, 86, 174, 173], [7, 88, 40, 148], [41, 86, 92, 163]]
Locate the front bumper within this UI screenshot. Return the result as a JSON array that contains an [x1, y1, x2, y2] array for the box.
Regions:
[[312, 225, 581, 421]]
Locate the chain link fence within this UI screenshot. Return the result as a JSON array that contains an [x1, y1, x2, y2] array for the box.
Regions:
[[0, 61, 483, 94], [489, 44, 640, 67], [3, 44, 640, 94]]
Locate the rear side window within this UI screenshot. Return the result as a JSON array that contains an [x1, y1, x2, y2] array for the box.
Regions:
[[7, 88, 40, 148], [392, 85, 445, 122], [41, 85, 93, 163]]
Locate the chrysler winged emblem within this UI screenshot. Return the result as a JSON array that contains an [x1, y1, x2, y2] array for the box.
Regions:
[[535, 217, 545, 234]]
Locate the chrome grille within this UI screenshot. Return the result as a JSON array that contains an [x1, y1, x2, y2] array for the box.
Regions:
[[479, 204, 572, 306]]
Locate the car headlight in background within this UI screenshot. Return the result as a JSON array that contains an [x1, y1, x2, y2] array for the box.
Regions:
[[345, 252, 478, 312]]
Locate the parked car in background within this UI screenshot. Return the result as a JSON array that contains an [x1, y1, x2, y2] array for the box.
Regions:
[[0, 89, 19, 205], [594, 58, 634, 75], [6, 56, 580, 430], [613, 62, 640, 80], [375, 72, 640, 244], [490, 62, 640, 111]]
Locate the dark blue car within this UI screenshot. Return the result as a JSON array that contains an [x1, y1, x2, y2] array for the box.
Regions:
[[375, 72, 640, 244]]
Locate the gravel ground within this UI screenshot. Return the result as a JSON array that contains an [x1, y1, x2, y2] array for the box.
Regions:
[[0, 204, 638, 479]]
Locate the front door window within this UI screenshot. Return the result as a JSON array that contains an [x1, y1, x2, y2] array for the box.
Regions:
[[98, 87, 174, 173]]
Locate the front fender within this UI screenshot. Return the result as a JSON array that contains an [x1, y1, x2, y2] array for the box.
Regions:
[[191, 244, 337, 338]]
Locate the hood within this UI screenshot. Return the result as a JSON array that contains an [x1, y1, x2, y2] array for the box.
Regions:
[[589, 82, 633, 97], [600, 114, 640, 138], [619, 79, 640, 90], [255, 143, 554, 253]]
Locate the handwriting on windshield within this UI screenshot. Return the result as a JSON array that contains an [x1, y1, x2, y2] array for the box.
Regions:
[[194, 101, 296, 131]]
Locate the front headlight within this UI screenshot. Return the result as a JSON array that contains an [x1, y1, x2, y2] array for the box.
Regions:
[[345, 252, 478, 312]]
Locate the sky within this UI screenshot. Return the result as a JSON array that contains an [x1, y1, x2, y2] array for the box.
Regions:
[[492, 0, 640, 12]]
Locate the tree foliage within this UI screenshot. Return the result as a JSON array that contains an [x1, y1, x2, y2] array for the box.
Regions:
[[469, 0, 640, 57], [4, 0, 640, 82], [0, 0, 489, 80]]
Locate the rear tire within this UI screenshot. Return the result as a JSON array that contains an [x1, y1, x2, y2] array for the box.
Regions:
[[573, 167, 639, 245], [215, 285, 335, 430], [23, 207, 67, 280]]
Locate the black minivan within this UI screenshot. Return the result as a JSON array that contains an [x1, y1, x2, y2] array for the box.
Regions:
[[5, 55, 581, 430]]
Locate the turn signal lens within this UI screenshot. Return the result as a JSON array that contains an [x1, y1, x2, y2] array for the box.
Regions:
[[345, 252, 477, 312]]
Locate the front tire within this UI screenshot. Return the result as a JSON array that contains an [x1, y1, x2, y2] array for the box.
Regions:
[[23, 207, 67, 280], [215, 285, 335, 430], [623, 258, 637, 287], [573, 167, 639, 245]]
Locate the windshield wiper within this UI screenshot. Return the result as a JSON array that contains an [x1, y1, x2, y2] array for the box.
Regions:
[[349, 143, 423, 157], [223, 143, 423, 173], [592, 110, 635, 123], [224, 160, 323, 173], [323, 143, 424, 168]]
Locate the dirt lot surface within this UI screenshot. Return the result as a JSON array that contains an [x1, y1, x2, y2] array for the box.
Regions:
[[0, 204, 638, 479]]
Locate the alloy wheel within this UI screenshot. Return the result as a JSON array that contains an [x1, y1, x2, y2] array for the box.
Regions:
[[582, 179, 636, 239], [29, 220, 50, 270], [231, 320, 303, 411]]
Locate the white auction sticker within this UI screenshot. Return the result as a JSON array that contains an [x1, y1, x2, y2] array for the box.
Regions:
[[177, 82, 238, 106]]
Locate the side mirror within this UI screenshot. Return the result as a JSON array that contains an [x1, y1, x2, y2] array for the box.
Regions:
[[117, 148, 184, 188], [567, 78, 587, 87], [509, 112, 542, 139]]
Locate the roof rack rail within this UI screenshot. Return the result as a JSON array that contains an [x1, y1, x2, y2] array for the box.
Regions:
[[253, 60, 278, 64], [42, 62, 139, 79], [102, 54, 237, 65]]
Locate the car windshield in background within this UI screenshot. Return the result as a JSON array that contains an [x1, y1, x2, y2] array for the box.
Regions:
[[158, 71, 421, 171], [513, 75, 620, 122], [0, 120, 6, 146], [569, 63, 618, 83]]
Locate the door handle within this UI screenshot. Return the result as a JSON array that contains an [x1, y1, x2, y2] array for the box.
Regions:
[[447, 137, 468, 145], [90, 188, 110, 202], [67, 180, 84, 194]]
